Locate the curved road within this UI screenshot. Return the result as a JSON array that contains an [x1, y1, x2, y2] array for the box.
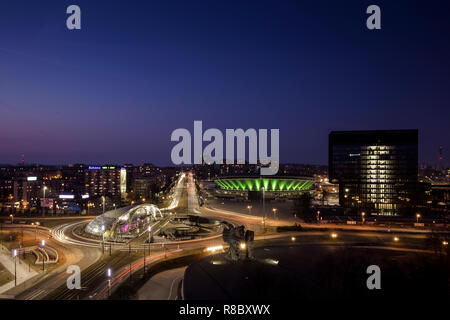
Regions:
[[137, 266, 186, 300]]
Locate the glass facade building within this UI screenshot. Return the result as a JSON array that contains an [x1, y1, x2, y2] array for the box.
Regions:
[[329, 130, 418, 215]]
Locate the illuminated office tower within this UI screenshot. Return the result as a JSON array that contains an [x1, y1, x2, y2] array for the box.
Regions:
[[85, 166, 126, 199], [329, 130, 418, 216]]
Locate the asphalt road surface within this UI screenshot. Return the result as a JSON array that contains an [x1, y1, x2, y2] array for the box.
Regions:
[[137, 266, 186, 300]]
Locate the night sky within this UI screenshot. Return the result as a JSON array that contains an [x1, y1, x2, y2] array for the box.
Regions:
[[0, 0, 449, 166]]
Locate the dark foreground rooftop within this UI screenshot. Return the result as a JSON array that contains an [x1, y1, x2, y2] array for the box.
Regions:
[[184, 245, 448, 301]]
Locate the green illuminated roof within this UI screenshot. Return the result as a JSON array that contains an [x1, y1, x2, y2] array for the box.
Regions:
[[214, 177, 314, 191]]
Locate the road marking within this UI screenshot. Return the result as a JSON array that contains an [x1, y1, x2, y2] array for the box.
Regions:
[[26, 289, 46, 300], [167, 275, 183, 300]]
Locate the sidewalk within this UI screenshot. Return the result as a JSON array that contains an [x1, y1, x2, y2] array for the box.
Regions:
[[0, 244, 38, 294]]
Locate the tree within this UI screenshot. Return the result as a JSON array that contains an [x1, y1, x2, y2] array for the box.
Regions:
[[292, 193, 314, 221], [322, 189, 329, 206]]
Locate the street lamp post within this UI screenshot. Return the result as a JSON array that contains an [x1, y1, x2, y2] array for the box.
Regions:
[[361, 212, 366, 224], [42, 186, 47, 217], [10, 214, 14, 224], [33, 222, 37, 240], [147, 226, 152, 255], [416, 213, 421, 223], [41, 239, 46, 272], [316, 210, 320, 223], [12, 249, 18, 286], [262, 186, 266, 233], [106, 268, 112, 298], [143, 242, 146, 274], [272, 208, 277, 219], [101, 225, 105, 254], [247, 205, 252, 215]]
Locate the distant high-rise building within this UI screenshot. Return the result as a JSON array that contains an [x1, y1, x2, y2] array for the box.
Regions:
[[329, 130, 419, 216], [85, 166, 126, 199]]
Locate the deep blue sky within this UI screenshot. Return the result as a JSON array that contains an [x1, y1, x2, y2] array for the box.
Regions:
[[0, 0, 449, 166]]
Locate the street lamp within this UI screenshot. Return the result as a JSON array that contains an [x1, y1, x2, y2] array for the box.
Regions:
[[143, 241, 146, 274], [262, 186, 266, 233], [416, 213, 421, 223], [10, 214, 13, 224], [147, 225, 152, 253], [163, 238, 167, 259], [361, 212, 366, 224], [12, 249, 18, 286], [144, 225, 152, 274], [106, 268, 112, 298], [31, 222, 37, 240], [272, 208, 277, 219], [41, 240, 46, 271], [101, 225, 105, 254], [247, 205, 252, 215], [42, 186, 48, 217], [316, 210, 320, 222]]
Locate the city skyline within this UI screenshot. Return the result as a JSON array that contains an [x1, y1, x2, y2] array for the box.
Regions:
[[1, 0, 449, 166], [0, 129, 446, 168], [0, 1, 448, 306]]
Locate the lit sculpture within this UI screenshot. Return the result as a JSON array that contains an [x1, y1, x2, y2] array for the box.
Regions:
[[222, 225, 254, 261]]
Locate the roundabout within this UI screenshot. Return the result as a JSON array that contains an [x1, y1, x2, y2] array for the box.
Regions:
[[50, 173, 229, 252]]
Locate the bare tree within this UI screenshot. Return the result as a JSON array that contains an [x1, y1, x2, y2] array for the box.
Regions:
[[292, 193, 314, 221]]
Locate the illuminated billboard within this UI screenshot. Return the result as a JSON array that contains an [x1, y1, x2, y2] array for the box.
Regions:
[[40, 198, 53, 208], [59, 194, 75, 199]]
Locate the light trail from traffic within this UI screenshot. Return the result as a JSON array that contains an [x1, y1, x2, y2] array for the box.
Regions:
[[94, 248, 182, 300]]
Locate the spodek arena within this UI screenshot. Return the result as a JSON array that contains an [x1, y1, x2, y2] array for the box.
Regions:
[[85, 204, 163, 241], [214, 176, 315, 200]]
